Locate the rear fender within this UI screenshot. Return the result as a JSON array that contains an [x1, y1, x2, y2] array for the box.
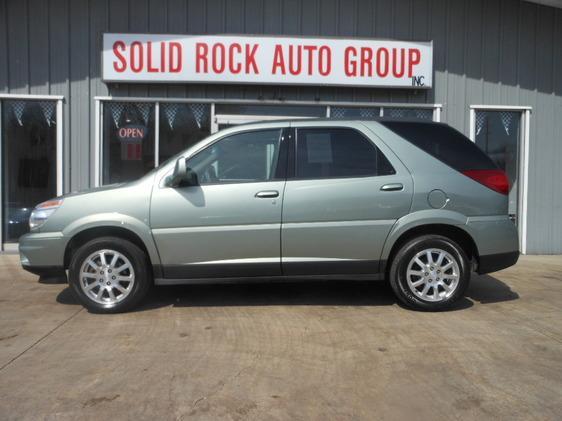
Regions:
[[380, 209, 471, 266]]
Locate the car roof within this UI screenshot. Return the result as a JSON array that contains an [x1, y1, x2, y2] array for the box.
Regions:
[[228, 118, 445, 128]]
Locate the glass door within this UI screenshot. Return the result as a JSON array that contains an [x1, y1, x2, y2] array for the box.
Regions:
[[472, 109, 523, 223], [1, 99, 60, 244], [470, 106, 532, 254]]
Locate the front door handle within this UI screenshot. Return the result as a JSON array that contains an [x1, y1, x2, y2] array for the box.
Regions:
[[380, 183, 404, 192], [255, 190, 279, 198]]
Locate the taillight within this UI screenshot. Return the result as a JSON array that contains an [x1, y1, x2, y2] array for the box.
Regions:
[[462, 169, 509, 195]]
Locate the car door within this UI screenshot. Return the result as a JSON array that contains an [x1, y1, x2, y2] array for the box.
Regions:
[[150, 127, 289, 279], [281, 122, 413, 276]]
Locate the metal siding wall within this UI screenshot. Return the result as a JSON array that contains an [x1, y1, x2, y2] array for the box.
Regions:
[[464, 0, 484, 131], [0, 1, 7, 91], [49, 0, 71, 191], [6, 0, 29, 94], [429, 0, 448, 116], [527, 6, 560, 253], [29, 0, 50, 95], [69, 0, 90, 191], [166, 0, 188, 98], [0, 0, 560, 252], [553, 10, 562, 253]]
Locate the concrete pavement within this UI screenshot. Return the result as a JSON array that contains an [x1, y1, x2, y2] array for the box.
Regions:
[[0, 254, 561, 420]]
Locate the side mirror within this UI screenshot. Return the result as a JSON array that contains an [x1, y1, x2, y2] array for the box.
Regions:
[[167, 157, 198, 187]]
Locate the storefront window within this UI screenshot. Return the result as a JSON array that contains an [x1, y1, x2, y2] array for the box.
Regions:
[[475, 110, 521, 219], [102, 102, 155, 184], [2, 100, 57, 243], [159, 103, 210, 163], [99, 100, 440, 185], [215, 104, 325, 117], [330, 107, 380, 119], [383, 108, 434, 120]]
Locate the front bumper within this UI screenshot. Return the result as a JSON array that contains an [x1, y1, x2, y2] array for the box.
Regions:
[[19, 232, 67, 277]]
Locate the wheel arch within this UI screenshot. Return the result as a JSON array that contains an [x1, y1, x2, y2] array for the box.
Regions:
[[64, 226, 160, 276], [382, 223, 479, 276]]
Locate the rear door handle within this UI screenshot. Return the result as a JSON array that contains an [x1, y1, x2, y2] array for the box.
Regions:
[[380, 183, 404, 192], [255, 190, 279, 198]]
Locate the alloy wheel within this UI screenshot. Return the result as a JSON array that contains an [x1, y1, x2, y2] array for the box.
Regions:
[[79, 249, 135, 306], [405, 248, 460, 302]]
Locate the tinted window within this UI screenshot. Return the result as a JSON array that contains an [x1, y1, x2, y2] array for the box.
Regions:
[[187, 129, 282, 184], [381, 122, 497, 171], [295, 128, 395, 179]]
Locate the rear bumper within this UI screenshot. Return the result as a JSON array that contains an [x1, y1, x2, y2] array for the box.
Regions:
[[477, 250, 519, 274], [465, 216, 519, 274], [19, 232, 66, 277]]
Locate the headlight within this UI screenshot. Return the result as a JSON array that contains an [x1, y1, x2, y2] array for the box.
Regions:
[[29, 199, 64, 230]]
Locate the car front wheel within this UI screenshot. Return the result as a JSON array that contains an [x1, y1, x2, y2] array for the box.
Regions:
[[68, 237, 151, 313], [389, 235, 470, 311]]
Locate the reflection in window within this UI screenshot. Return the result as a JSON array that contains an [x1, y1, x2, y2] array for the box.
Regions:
[[2, 100, 57, 242], [159, 103, 210, 163], [103, 102, 155, 184], [296, 128, 395, 179], [330, 107, 380, 119], [383, 108, 433, 120], [475, 110, 521, 218]]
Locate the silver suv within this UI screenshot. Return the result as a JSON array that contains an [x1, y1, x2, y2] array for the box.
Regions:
[[19, 120, 519, 313]]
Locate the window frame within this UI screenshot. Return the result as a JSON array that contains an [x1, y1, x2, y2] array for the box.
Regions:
[[290, 126, 396, 181], [182, 127, 290, 187]]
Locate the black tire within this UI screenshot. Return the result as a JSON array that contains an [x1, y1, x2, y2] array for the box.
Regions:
[[68, 236, 152, 313], [388, 235, 470, 311]]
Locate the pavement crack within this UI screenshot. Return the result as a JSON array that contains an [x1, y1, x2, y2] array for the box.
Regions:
[[82, 394, 120, 408], [187, 352, 262, 416], [0, 307, 84, 373]]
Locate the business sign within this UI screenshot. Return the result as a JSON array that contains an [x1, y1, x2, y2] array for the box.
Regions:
[[117, 124, 146, 142], [103, 34, 432, 88], [117, 124, 146, 161]]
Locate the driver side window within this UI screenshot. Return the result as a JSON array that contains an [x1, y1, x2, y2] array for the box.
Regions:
[[186, 129, 283, 185]]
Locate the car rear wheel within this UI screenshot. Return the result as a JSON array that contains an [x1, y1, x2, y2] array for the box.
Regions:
[[68, 237, 151, 313], [389, 235, 470, 311]]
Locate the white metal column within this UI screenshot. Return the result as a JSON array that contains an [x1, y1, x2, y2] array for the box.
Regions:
[[0, 100, 3, 248], [56, 99, 64, 196], [94, 99, 101, 187], [520, 110, 531, 254], [154, 102, 160, 167]]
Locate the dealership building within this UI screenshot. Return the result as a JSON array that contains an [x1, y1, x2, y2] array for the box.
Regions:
[[0, 0, 561, 254]]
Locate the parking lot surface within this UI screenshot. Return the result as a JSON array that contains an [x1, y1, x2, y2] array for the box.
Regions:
[[0, 254, 561, 420]]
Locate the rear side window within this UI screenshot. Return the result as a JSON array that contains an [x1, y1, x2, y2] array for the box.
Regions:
[[380, 122, 497, 171], [295, 128, 395, 179]]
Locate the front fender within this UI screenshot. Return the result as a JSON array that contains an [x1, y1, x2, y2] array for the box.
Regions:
[[62, 213, 161, 267]]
